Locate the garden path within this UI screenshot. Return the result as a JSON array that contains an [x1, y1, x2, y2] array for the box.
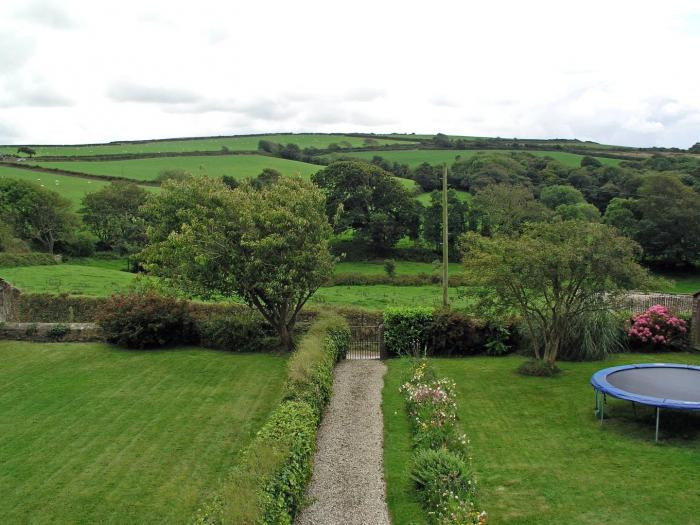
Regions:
[[296, 360, 391, 525]]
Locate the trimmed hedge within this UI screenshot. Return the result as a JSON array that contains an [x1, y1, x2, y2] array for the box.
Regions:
[[194, 314, 350, 524], [384, 306, 518, 357], [0, 253, 57, 268], [16, 293, 106, 322]]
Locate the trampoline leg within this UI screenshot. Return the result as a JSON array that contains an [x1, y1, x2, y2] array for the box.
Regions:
[[600, 394, 604, 425], [655, 408, 660, 443]]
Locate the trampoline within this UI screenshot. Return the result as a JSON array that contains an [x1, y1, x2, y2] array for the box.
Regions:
[[590, 363, 700, 442]]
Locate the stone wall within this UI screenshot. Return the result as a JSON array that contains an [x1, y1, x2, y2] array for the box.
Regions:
[[0, 323, 102, 343], [0, 279, 20, 322]]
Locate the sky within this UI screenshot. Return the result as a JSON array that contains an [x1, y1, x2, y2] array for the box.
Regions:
[[0, 0, 699, 148]]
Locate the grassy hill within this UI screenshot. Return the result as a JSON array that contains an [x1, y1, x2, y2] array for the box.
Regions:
[[325, 149, 621, 168], [0, 133, 406, 157], [33, 154, 322, 182]]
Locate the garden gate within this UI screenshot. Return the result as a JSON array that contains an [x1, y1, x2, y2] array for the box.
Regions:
[[347, 324, 386, 360]]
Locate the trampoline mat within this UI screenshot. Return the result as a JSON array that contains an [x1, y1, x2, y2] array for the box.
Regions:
[[607, 367, 700, 403]]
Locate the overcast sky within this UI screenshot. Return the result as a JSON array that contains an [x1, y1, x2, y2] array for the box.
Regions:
[[1, 0, 699, 148]]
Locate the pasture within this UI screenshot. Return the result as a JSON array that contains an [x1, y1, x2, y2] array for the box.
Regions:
[[34, 154, 321, 182], [384, 354, 700, 525], [0, 342, 287, 524], [0, 165, 113, 209], [329, 149, 621, 168], [1, 134, 403, 157], [0, 264, 138, 296]]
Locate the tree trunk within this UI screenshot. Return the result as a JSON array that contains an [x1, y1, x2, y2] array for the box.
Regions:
[[276, 323, 294, 352]]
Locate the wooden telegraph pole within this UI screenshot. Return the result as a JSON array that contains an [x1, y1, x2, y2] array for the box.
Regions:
[[442, 163, 449, 308]]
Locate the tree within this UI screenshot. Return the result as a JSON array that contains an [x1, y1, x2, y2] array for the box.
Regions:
[[140, 176, 334, 350], [312, 161, 421, 250], [0, 179, 78, 254], [81, 181, 148, 254], [423, 190, 469, 254], [634, 174, 700, 267], [16, 146, 36, 157], [252, 168, 282, 189], [539, 184, 585, 209], [432, 133, 452, 148], [602, 197, 639, 237], [461, 221, 649, 368], [413, 162, 441, 192], [554, 202, 601, 222], [472, 184, 549, 236], [580, 155, 602, 168], [689, 142, 700, 153]]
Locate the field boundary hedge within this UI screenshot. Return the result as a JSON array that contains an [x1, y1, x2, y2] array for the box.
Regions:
[[0, 253, 57, 268], [194, 313, 350, 524]]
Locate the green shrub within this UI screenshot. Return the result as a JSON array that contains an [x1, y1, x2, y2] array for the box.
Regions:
[[198, 311, 273, 352], [16, 294, 106, 322], [428, 309, 515, 357], [384, 306, 433, 356], [0, 253, 56, 268], [47, 323, 69, 341], [96, 292, 196, 349]]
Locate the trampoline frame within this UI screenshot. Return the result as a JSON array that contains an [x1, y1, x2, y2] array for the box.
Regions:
[[590, 363, 700, 442]]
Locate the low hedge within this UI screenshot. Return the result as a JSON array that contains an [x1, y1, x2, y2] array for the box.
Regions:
[[16, 293, 106, 322], [384, 306, 518, 357], [194, 314, 350, 524], [328, 272, 468, 287], [0, 253, 57, 268]]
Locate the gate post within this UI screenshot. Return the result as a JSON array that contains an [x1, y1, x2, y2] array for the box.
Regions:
[[378, 323, 387, 360]]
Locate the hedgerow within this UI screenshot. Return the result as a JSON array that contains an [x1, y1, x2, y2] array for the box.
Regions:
[[0, 253, 57, 268], [401, 360, 487, 525], [194, 314, 350, 524]]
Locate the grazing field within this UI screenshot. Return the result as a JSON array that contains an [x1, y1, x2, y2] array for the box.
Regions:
[[329, 149, 621, 168], [384, 354, 700, 525], [0, 342, 286, 524], [1, 134, 403, 157], [654, 272, 700, 294], [0, 165, 114, 209], [0, 264, 138, 296], [34, 154, 321, 182], [335, 260, 461, 276], [310, 284, 466, 310]]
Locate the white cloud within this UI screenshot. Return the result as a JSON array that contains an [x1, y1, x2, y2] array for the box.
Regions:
[[0, 0, 698, 147]]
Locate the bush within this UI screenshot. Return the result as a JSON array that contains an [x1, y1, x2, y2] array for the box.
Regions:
[[47, 323, 69, 341], [16, 293, 106, 322], [96, 292, 196, 348], [556, 308, 627, 361], [517, 359, 560, 377], [384, 306, 433, 356], [57, 231, 97, 257], [198, 311, 273, 352], [0, 252, 56, 267], [627, 304, 689, 351]]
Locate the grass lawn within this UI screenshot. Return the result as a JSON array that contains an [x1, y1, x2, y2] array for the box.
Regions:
[[1, 134, 402, 157], [34, 154, 321, 182], [385, 353, 700, 524], [311, 284, 466, 310], [0, 264, 138, 296], [0, 342, 287, 524], [335, 260, 461, 276], [330, 149, 621, 168], [415, 189, 471, 206], [653, 271, 700, 294]]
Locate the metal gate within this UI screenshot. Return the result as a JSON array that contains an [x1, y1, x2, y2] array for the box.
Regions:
[[347, 324, 385, 360]]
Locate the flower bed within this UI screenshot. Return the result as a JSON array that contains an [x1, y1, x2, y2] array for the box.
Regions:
[[400, 360, 487, 525]]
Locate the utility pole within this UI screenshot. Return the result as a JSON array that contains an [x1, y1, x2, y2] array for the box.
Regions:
[[442, 163, 449, 308]]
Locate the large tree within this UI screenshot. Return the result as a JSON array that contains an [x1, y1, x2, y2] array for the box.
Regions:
[[81, 181, 148, 254], [0, 179, 78, 254], [312, 160, 421, 250], [472, 184, 549, 236], [423, 190, 469, 254], [461, 220, 649, 368], [140, 176, 334, 350]]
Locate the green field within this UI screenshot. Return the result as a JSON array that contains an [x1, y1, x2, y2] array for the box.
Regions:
[[329, 149, 621, 168], [0, 166, 116, 209], [0, 264, 138, 296], [0, 341, 287, 524], [335, 260, 461, 276], [34, 154, 321, 182], [1, 134, 403, 157], [414, 189, 471, 206], [654, 272, 700, 294], [384, 353, 700, 524], [310, 284, 465, 310]]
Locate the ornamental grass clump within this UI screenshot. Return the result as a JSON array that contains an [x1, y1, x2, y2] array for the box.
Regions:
[[628, 304, 688, 350], [401, 360, 487, 525]]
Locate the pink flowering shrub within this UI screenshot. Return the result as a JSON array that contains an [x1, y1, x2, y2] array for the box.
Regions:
[[401, 361, 487, 524], [627, 305, 688, 350]]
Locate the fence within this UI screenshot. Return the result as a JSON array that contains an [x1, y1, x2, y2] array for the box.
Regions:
[[618, 292, 693, 315], [347, 325, 385, 360]]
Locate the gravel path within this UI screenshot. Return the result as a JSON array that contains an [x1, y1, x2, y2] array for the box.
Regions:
[[296, 360, 391, 525]]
